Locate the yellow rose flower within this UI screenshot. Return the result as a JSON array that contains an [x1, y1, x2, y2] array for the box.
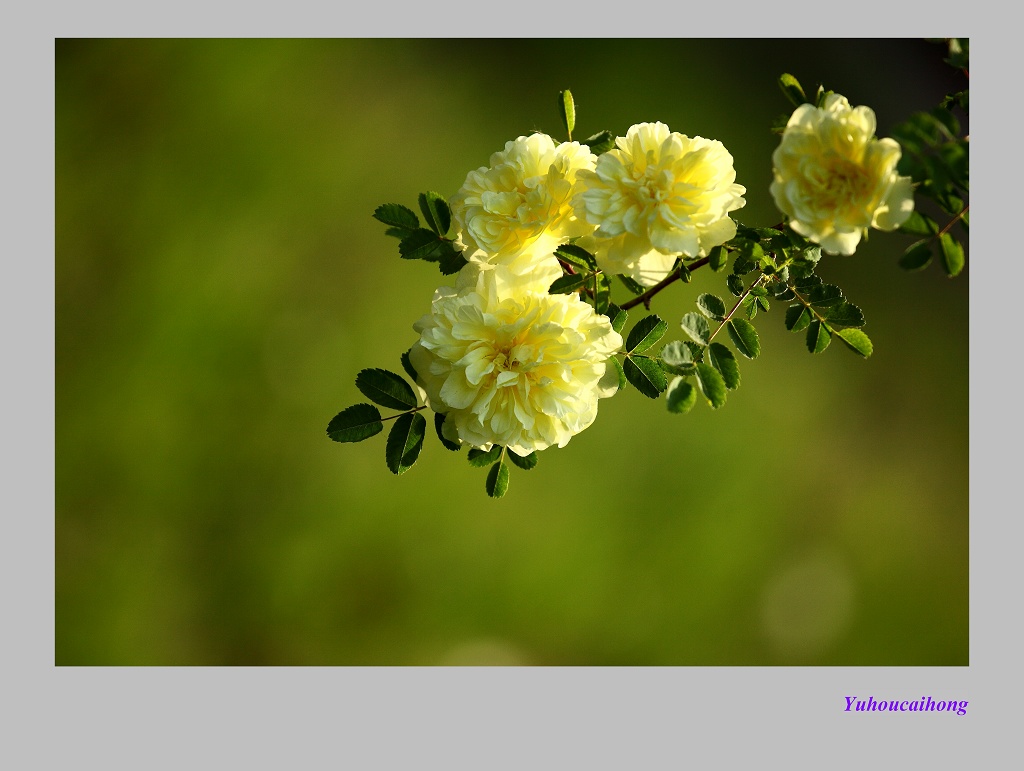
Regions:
[[770, 93, 915, 255], [574, 122, 746, 286], [408, 261, 622, 455], [449, 133, 597, 266]]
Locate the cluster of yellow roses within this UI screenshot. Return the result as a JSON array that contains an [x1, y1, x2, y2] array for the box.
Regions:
[[408, 97, 914, 455]]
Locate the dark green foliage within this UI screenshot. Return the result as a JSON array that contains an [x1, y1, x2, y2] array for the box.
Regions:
[[583, 130, 616, 155], [778, 73, 807, 106], [486, 460, 510, 498], [327, 404, 384, 443], [438, 249, 468, 275], [401, 349, 418, 383], [355, 368, 418, 410], [609, 306, 628, 335], [399, 228, 447, 261], [785, 304, 811, 333], [727, 319, 760, 359], [385, 412, 426, 475], [624, 356, 667, 398], [708, 245, 728, 272], [678, 262, 693, 283], [434, 412, 462, 452], [666, 378, 697, 414], [626, 314, 668, 354], [554, 243, 597, 271], [550, 273, 591, 294], [825, 301, 865, 328], [373, 203, 419, 232], [899, 211, 939, 237], [618, 274, 645, 296], [418, 192, 451, 236], [727, 274, 744, 297], [695, 363, 727, 409], [468, 445, 502, 467], [507, 449, 538, 470], [708, 342, 740, 390], [899, 241, 933, 271], [806, 320, 831, 354]]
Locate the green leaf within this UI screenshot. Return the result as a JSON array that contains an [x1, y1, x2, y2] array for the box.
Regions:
[[591, 271, 612, 315], [609, 306, 628, 335], [708, 342, 740, 390], [697, 293, 727, 321], [899, 211, 940, 237], [666, 377, 697, 414], [785, 304, 811, 332], [778, 73, 807, 107], [399, 228, 445, 261], [549, 273, 591, 294], [434, 412, 462, 452], [727, 274, 744, 297], [659, 340, 695, 376], [617, 274, 646, 296], [899, 240, 933, 271], [680, 312, 711, 347], [939, 232, 965, 277], [558, 89, 576, 139], [807, 283, 844, 307], [486, 460, 510, 499], [824, 301, 865, 328], [708, 245, 728, 272], [468, 445, 502, 467], [356, 368, 418, 410], [418, 192, 451, 236], [695, 363, 727, 409], [837, 328, 873, 358], [608, 355, 627, 392], [678, 262, 693, 283], [554, 243, 597, 270], [373, 203, 419, 231], [507, 449, 538, 471], [623, 356, 668, 398], [385, 412, 426, 475], [626, 314, 669, 354], [583, 130, 615, 155], [727, 318, 760, 359], [806, 320, 831, 354], [437, 248, 468, 275], [327, 403, 384, 443], [401, 349, 418, 383]]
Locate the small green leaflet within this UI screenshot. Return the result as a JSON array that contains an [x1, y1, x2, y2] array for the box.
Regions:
[[507, 449, 538, 470], [824, 301, 865, 328], [708, 245, 728, 272], [550, 273, 591, 295], [486, 459, 510, 498], [468, 445, 502, 467], [708, 342, 740, 390], [778, 73, 807, 106], [607, 356, 627, 392], [940, 233, 965, 277], [434, 413, 462, 452], [623, 356, 667, 398], [401, 349, 418, 383], [609, 306, 629, 335], [899, 211, 939, 237], [554, 243, 597, 271], [373, 203, 419, 231], [418, 192, 451, 236], [582, 130, 615, 155], [899, 241, 933, 271], [697, 293, 726, 321], [385, 412, 426, 475], [806, 320, 831, 353], [666, 377, 697, 414], [680, 312, 711, 347], [837, 328, 873, 358], [399, 228, 446, 261], [558, 89, 576, 139], [695, 363, 727, 409], [659, 340, 695, 376], [355, 368, 418, 410], [727, 318, 760, 359], [626, 314, 669, 354], [327, 403, 384, 443]]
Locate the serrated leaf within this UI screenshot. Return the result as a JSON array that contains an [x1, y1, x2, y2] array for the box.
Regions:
[[659, 340, 695, 376], [778, 73, 807, 107], [558, 89, 575, 139], [727, 274, 744, 297], [399, 228, 445, 261], [549, 272, 591, 294], [626, 314, 669, 354], [327, 403, 384, 443], [468, 445, 502, 467], [666, 377, 697, 414], [899, 240, 933, 271], [385, 412, 426, 475], [486, 460, 510, 498], [608, 355, 627, 392], [806, 320, 831, 354], [617, 274, 645, 296], [727, 318, 760, 359], [708, 342, 740, 390], [507, 449, 538, 471], [438, 248, 468, 275], [610, 306, 628, 335], [583, 130, 615, 155], [697, 293, 727, 321], [591, 271, 612, 315], [742, 294, 758, 320], [695, 363, 727, 409], [837, 328, 873, 358], [678, 262, 693, 283], [373, 203, 419, 231], [824, 301, 865, 328], [899, 211, 940, 236], [807, 283, 844, 307], [434, 412, 461, 452], [680, 312, 711, 347], [708, 245, 728, 272], [401, 349, 418, 383], [623, 355, 667, 398], [418, 192, 451, 236], [554, 243, 597, 270], [356, 368, 418, 410], [785, 304, 811, 332], [939, 232, 965, 277]]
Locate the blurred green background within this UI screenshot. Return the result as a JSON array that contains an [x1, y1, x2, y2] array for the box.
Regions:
[[56, 39, 968, 665]]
